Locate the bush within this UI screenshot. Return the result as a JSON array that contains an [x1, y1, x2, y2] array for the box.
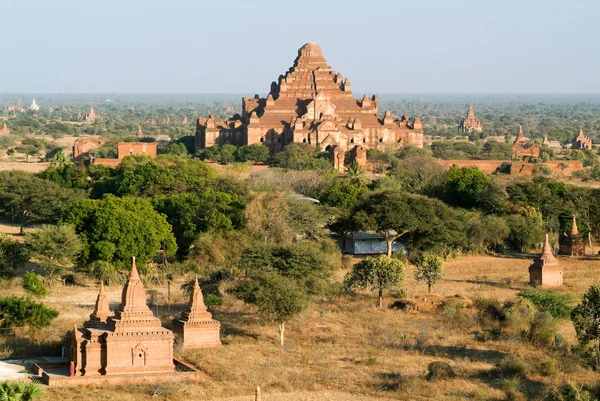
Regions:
[[545, 383, 593, 401], [497, 356, 529, 378], [0, 296, 58, 330], [0, 380, 44, 400], [528, 312, 559, 347], [519, 289, 574, 318], [426, 361, 456, 381], [0, 233, 29, 278], [204, 294, 223, 308], [537, 358, 558, 377], [21, 272, 47, 297]]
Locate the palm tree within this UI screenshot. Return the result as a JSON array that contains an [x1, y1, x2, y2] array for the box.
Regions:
[[0, 381, 44, 401]]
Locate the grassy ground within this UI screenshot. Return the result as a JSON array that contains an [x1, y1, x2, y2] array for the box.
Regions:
[[1, 255, 600, 400]]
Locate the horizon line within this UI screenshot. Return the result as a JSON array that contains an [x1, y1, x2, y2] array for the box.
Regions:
[[2, 92, 600, 96]]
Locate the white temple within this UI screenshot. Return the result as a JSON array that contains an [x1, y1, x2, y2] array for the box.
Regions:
[[29, 98, 40, 111]]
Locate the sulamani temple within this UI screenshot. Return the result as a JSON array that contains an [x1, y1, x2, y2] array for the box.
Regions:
[[195, 43, 424, 155]]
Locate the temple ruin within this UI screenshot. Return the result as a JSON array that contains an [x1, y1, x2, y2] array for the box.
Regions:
[[67, 258, 175, 377], [458, 104, 483, 133], [172, 276, 221, 350], [512, 126, 540, 158], [529, 234, 563, 287], [559, 215, 586, 256], [84, 106, 98, 122], [92, 142, 157, 167], [0, 122, 10, 135], [572, 127, 592, 150], [195, 43, 424, 162]]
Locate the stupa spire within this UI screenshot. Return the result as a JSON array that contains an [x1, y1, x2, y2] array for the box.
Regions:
[[255, 386, 261, 401], [467, 104, 475, 117], [137, 124, 143, 138], [570, 215, 579, 236], [88, 281, 111, 324], [540, 234, 557, 262]]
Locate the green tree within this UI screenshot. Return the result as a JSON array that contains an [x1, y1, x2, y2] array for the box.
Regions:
[[273, 143, 331, 171], [414, 254, 444, 293], [25, 224, 82, 281], [0, 381, 44, 401], [230, 272, 308, 346], [0, 296, 58, 330], [0, 233, 29, 279], [21, 272, 47, 297], [571, 284, 600, 370], [0, 171, 86, 232], [163, 142, 190, 157], [331, 190, 467, 257], [318, 177, 370, 210], [235, 144, 271, 164], [344, 255, 405, 307], [61, 195, 177, 268], [439, 166, 492, 209]]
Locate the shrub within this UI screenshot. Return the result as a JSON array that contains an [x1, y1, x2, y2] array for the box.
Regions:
[[497, 356, 529, 378], [0, 296, 58, 330], [528, 312, 559, 347], [21, 272, 47, 297], [204, 294, 223, 308], [537, 358, 558, 377], [519, 289, 574, 318], [426, 361, 456, 381], [545, 383, 593, 401], [0, 380, 44, 400]]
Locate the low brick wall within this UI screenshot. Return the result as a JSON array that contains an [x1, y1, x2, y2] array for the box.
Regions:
[[37, 358, 201, 386], [441, 160, 507, 174]]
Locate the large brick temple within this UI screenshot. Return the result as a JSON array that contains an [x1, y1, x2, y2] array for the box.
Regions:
[[195, 42, 424, 155]]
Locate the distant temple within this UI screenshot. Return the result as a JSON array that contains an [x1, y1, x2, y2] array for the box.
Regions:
[[529, 234, 563, 287], [92, 142, 157, 167], [68, 258, 175, 377], [559, 215, 586, 256], [572, 127, 592, 150], [458, 104, 483, 133], [136, 124, 144, 138], [29, 98, 40, 112], [195, 43, 424, 162], [84, 106, 98, 122], [512, 126, 540, 159], [0, 122, 10, 135]]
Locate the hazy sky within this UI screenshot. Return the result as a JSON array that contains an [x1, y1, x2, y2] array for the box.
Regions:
[[1, 0, 599, 94]]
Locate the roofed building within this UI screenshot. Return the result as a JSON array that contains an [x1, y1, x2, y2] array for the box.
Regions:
[[84, 106, 98, 122], [195, 43, 424, 160], [529, 234, 563, 287]]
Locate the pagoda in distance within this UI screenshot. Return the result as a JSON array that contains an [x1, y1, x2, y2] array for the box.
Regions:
[[458, 104, 483, 133]]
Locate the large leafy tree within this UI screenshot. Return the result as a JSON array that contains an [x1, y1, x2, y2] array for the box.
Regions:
[[571, 284, 600, 370], [344, 255, 405, 308], [25, 225, 82, 281], [273, 143, 332, 171], [439, 166, 493, 209], [331, 190, 467, 257], [230, 272, 308, 346], [0, 171, 86, 232], [61, 195, 177, 268]]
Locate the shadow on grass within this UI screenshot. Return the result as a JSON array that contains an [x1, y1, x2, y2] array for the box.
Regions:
[[444, 278, 525, 291], [213, 310, 261, 340], [422, 344, 507, 363], [0, 335, 62, 359], [471, 368, 547, 400]]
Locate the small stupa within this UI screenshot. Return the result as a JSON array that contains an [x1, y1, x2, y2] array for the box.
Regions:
[[0, 122, 10, 135], [559, 215, 586, 256], [172, 276, 221, 349], [136, 124, 143, 138], [529, 234, 563, 287]]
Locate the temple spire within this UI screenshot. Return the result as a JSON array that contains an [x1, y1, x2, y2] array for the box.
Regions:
[[467, 104, 475, 117], [137, 124, 143, 138], [570, 215, 579, 236], [540, 234, 557, 261], [89, 282, 111, 324], [255, 386, 261, 401]]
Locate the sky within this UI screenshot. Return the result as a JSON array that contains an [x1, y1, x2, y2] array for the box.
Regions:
[[1, 0, 599, 94]]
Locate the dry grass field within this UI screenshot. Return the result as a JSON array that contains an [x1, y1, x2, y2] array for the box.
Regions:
[[1, 255, 600, 400]]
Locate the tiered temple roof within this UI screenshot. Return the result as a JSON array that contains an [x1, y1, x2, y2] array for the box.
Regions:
[[196, 43, 424, 156], [572, 127, 592, 149], [458, 104, 483, 133]]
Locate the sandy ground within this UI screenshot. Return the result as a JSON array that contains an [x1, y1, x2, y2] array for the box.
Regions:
[[0, 162, 50, 173], [0, 360, 31, 381]]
